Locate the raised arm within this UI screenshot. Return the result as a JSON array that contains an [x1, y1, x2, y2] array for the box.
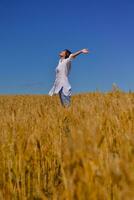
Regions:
[[70, 48, 89, 59]]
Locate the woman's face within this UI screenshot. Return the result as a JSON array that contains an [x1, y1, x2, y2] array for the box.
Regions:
[[59, 50, 66, 58]]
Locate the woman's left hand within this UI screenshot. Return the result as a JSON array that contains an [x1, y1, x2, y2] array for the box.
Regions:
[[81, 49, 89, 54]]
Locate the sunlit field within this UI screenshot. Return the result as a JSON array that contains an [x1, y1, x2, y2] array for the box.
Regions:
[[0, 89, 134, 200]]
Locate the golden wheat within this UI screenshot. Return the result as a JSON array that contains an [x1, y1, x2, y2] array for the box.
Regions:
[[0, 90, 134, 200]]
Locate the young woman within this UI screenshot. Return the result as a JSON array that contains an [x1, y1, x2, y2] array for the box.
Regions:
[[48, 48, 89, 107]]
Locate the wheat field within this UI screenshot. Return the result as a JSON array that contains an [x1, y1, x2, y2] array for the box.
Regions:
[[0, 90, 134, 200]]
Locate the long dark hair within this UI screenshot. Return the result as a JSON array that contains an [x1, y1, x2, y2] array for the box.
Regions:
[[64, 49, 72, 59]]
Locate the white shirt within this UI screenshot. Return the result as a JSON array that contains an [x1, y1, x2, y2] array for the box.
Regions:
[[48, 54, 73, 96]]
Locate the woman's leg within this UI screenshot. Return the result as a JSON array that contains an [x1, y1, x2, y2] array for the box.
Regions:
[[59, 87, 64, 106], [59, 87, 71, 107]]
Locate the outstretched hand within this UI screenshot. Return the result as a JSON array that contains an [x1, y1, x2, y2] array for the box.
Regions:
[[70, 48, 89, 59], [81, 49, 89, 54]]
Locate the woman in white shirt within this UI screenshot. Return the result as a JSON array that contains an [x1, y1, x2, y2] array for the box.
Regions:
[[48, 48, 89, 107]]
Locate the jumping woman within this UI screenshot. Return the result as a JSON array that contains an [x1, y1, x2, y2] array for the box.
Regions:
[[48, 49, 89, 107]]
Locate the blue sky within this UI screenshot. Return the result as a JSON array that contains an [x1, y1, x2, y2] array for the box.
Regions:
[[0, 0, 134, 94]]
